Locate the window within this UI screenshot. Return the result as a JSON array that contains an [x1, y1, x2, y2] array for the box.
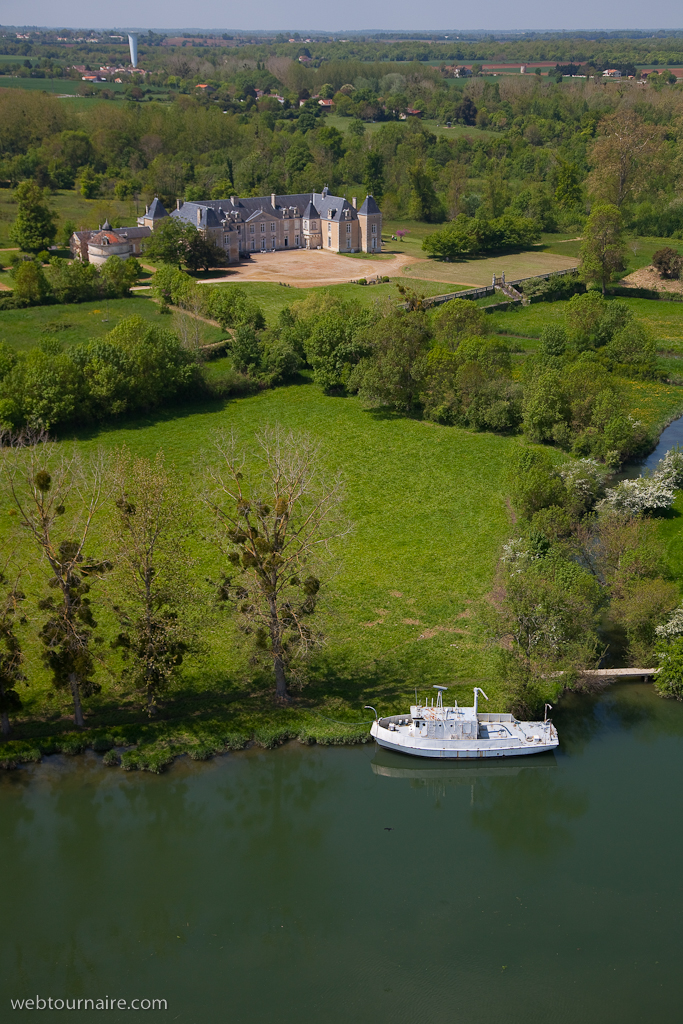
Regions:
[[260, 223, 265, 233], [371, 224, 377, 233], [295, 235, 299, 246], [249, 225, 255, 234], [311, 221, 317, 230], [270, 222, 275, 231], [284, 237, 288, 247], [271, 237, 276, 248], [346, 223, 351, 234], [328, 236, 332, 247], [295, 220, 300, 228], [250, 239, 255, 250], [372, 238, 376, 248]]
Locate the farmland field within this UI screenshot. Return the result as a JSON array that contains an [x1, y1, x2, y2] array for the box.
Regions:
[[0, 295, 224, 351]]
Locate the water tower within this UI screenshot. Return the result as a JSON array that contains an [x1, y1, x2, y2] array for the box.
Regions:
[[128, 33, 138, 68]]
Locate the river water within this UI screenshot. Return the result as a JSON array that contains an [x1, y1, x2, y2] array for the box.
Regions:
[[2, 683, 683, 1024]]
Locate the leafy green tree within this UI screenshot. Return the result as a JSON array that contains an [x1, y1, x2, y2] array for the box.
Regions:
[[78, 166, 102, 199], [99, 256, 143, 297], [507, 447, 568, 520], [9, 181, 57, 252], [144, 218, 188, 269], [348, 118, 366, 137], [431, 297, 489, 345], [183, 229, 227, 272], [554, 162, 582, 208], [655, 636, 683, 699], [47, 257, 98, 303], [301, 303, 374, 391], [11, 259, 50, 304], [363, 152, 385, 205], [408, 162, 444, 222], [205, 427, 348, 700], [579, 203, 628, 296], [348, 311, 431, 412], [110, 450, 198, 716], [61, 219, 77, 247], [0, 567, 26, 736], [2, 441, 111, 728]]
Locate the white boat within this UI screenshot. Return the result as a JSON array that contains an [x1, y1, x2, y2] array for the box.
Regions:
[[367, 685, 559, 760]]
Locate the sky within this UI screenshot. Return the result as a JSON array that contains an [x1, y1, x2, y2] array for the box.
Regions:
[[1, 0, 682, 33]]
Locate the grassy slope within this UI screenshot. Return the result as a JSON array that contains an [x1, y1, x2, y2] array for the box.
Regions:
[[0, 295, 224, 352], [0, 188, 143, 248]]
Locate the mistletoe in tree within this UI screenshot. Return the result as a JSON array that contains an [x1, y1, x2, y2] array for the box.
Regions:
[[2, 436, 111, 727], [205, 427, 348, 700]]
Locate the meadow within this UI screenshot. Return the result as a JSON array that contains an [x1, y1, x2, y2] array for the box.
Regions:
[[0, 382, 522, 766], [0, 295, 224, 352]]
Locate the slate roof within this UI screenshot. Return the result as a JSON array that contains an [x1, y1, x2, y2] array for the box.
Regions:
[[146, 197, 168, 219], [358, 195, 381, 215], [169, 192, 378, 227]]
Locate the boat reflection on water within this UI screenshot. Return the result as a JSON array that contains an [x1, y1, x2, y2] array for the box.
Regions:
[[371, 746, 558, 784]]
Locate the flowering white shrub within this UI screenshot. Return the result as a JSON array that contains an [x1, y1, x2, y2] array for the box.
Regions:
[[655, 605, 683, 641], [656, 446, 683, 489], [598, 474, 676, 514], [561, 457, 606, 508]]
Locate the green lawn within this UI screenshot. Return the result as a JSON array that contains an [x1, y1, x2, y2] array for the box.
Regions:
[[0, 295, 224, 352], [487, 296, 683, 352], [0, 188, 144, 248], [200, 278, 467, 324]]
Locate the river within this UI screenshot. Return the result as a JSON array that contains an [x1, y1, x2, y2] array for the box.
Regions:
[[2, 682, 683, 1023]]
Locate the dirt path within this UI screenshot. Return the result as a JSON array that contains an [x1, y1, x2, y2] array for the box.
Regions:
[[621, 266, 682, 294]]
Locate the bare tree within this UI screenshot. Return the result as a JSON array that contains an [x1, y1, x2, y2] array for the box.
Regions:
[[204, 427, 348, 701], [1, 435, 111, 728], [587, 110, 664, 208], [0, 561, 26, 737], [109, 449, 199, 716]]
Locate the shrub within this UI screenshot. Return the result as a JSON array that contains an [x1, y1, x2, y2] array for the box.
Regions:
[[652, 247, 683, 279]]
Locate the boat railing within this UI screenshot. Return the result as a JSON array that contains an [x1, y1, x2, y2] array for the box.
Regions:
[[477, 713, 515, 723]]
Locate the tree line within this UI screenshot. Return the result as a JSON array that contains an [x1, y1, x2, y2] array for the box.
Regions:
[[487, 445, 683, 713], [0, 427, 346, 735]]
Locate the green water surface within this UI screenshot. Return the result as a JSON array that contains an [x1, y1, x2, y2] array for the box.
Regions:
[[2, 683, 682, 1024]]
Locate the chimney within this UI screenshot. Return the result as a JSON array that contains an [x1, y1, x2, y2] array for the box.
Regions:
[[230, 196, 236, 206], [271, 193, 277, 207], [352, 196, 357, 209], [176, 198, 183, 210], [197, 208, 202, 226]]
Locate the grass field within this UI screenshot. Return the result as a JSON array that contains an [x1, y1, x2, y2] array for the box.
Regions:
[[198, 277, 469, 324], [324, 113, 502, 142], [0, 188, 142, 248], [0, 383, 521, 758], [0, 78, 124, 95], [0, 295, 224, 352], [487, 296, 683, 350]]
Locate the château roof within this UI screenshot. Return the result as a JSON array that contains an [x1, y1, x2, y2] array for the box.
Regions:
[[358, 195, 381, 215], [146, 197, 168, 219]]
